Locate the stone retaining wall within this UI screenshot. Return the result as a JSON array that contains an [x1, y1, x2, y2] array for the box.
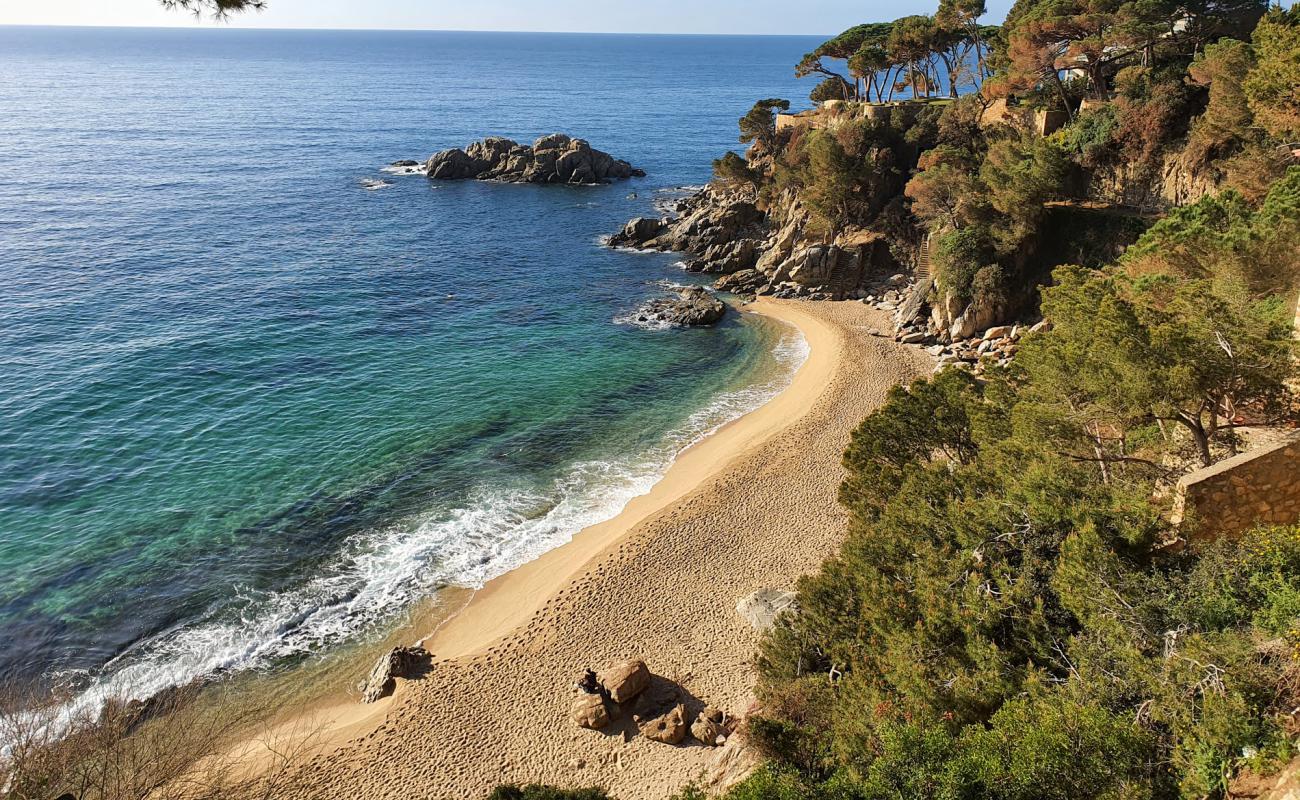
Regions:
[[1171, 432, 1300, 539]]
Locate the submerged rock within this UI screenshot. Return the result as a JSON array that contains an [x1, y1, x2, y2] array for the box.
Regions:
[[361, 646, 431, 703], [629, 286, 727, 327], [422, 134, 644, 185]]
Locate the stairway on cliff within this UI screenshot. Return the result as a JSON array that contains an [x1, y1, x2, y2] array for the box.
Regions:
[[827, 248, 852, 300], [895, 235, 933, 330]]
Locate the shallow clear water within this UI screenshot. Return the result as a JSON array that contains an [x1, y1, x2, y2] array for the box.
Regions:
[[0, 26, 820, 700]]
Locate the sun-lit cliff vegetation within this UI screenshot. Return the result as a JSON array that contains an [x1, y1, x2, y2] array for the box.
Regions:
[[711, 0, 1299, 337]]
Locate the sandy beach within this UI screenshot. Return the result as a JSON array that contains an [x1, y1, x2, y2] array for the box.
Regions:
[[261, 298, 930, 800]]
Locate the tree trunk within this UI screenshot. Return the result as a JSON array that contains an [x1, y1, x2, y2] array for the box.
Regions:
[[1177, 411, 1213, 468]]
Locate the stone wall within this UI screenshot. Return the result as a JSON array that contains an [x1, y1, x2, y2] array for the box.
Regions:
[[1171, 432, 1300, 539]]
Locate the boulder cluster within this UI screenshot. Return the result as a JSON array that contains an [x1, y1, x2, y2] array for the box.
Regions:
[[878, 315, 1051, 376], [424, 134, 644, 185], [627, 285, 727, 327], [569, 659, 735, 748]]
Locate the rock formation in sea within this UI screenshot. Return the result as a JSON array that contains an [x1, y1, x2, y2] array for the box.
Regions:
[[627, 285, 727, 327], [423, 134, 645, 185]]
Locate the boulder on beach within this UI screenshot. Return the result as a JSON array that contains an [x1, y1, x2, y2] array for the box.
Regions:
[[571, 692, 614, 730], [598, 659, 651, 704], [421, 134, 644, 185], [640, 703, 687, 745], [361, 646, 431, 703]]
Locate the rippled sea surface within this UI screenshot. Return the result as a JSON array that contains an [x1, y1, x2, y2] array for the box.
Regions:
[[0, 26, 821, 701]]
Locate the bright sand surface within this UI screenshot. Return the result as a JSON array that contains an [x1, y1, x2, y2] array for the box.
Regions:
[[252, 298, 931, 799]]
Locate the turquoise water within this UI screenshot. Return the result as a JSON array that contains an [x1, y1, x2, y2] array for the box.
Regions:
[[0, 26, 820, 701]]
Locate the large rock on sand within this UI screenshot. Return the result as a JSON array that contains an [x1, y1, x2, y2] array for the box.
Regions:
[[361, 646, 431, 703], [641, 703, 687, 745], [571, 692, 614, 730], [599, 659, 651, 704]]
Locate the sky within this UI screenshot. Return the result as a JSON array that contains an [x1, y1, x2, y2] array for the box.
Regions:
[[0, 0, 1012, 35]]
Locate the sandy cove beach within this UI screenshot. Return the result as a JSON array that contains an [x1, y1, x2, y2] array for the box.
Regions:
[[263, 298, 931, 800]]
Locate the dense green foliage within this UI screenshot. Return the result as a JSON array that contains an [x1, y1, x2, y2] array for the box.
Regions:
[[1243, 9, 1300, 142], [796, 8, 994, 103], [1123, 167, 1300, 296], [719, 13, 1300, 783], [740, 99, 793, 154], [740, 261, 1297, 797]]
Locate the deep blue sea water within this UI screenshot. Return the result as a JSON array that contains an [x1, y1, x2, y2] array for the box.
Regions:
[[0, 26, 822, 703]]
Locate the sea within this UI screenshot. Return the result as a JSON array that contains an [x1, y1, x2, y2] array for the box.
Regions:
[[0, 26, 823, 707]]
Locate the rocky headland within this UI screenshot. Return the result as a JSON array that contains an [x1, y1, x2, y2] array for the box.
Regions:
[[609, 185, 900, 306], [423, 134, 645, 185]]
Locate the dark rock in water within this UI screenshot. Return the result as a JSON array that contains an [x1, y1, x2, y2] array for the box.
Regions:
[[608, 185, 766, 255], [390, 159, 420, 167], [422, 134, 644, 185], [609, 216, 666, 248], [361, 646, 431, 703], [632, 286, 727, 327], [426, 147, 482, 180]]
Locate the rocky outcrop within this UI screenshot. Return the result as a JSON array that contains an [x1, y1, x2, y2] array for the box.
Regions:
[[611, 185, 902, 300], [1088, 148, 1224, 211], [608, 186, 766, 259], [627, 286, 727, 327], [424, 134, 644, 185], [610, 217, 665, 247], [361, 646, 431, 703]]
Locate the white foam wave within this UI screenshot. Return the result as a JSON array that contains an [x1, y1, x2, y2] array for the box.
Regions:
[[54, 326, 809, 718]]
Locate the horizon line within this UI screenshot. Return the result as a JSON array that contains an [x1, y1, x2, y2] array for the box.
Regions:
[[0, 22, 839, 37]]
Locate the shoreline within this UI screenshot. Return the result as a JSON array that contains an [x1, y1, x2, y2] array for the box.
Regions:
[[236, 298, 932, 799], [415, 297, 836, 660], [225, 297, 835, 761]]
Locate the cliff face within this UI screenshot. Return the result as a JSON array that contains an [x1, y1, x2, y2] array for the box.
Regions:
[[1087, 148, 1225, 210]]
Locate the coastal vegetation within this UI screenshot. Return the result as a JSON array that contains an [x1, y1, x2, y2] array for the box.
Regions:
[[691, 2, 1300, 798]]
